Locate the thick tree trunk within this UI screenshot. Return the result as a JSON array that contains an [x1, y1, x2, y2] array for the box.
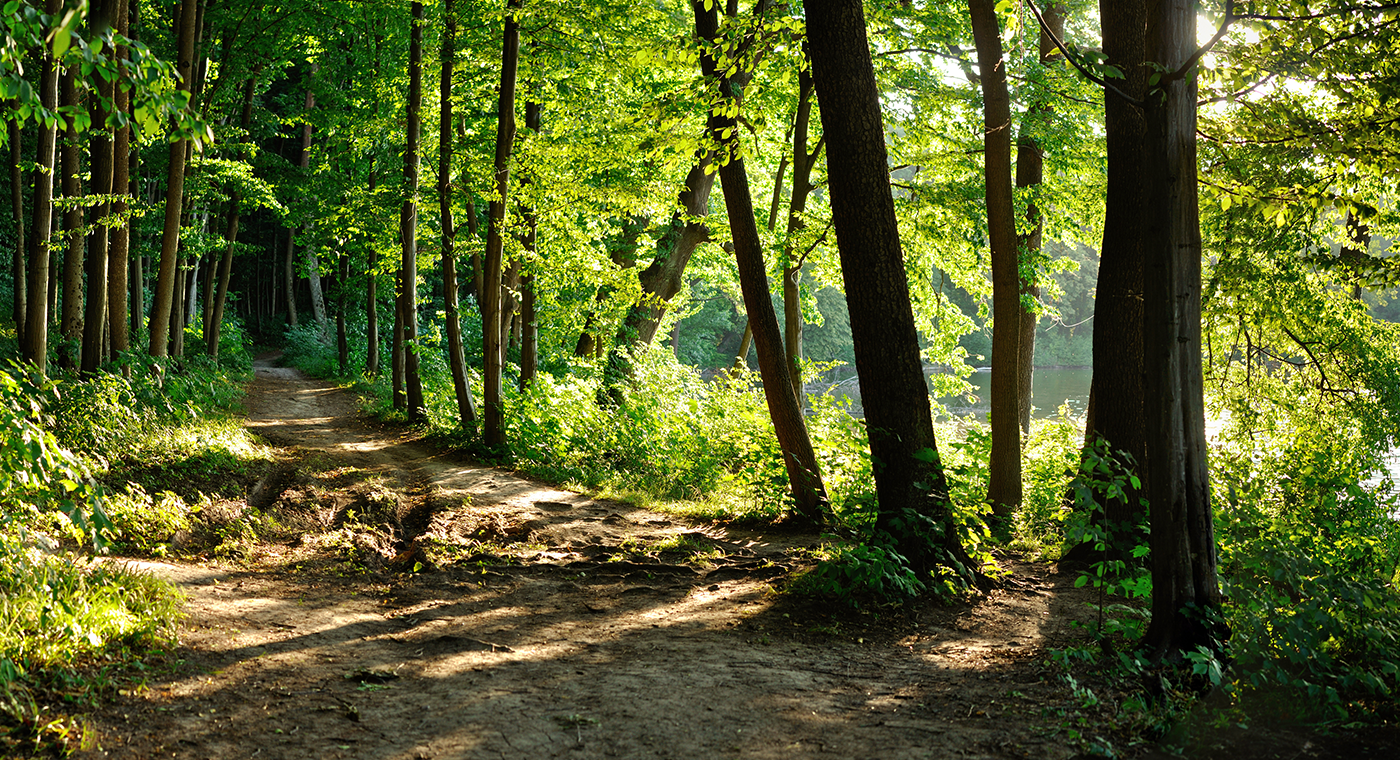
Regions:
[[366, 169, 380, 376], [58, 65, 83, 372], [695, 0, 827, 523], [208, 76, 255, 357], [805, 0, 980, 582], [149, 0, 199, 357], [108, 0, 132, 361], [1139, 0, 1223, 658], [401, 0, 426, 421], [8, 112, 24, 344], [336, 247, 349, 372], [483, 0, 521, 448], [439, 0, 479, 428], [969, 0, 1022, 517], [83, 42, 117, 374], [1014, 3, 1065, 432]]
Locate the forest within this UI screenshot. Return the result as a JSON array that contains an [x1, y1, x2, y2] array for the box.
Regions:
[[3, 0, 1400, 756]]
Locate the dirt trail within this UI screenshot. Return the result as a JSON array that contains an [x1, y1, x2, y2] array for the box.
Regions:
[[80, 356, 1101, 760]]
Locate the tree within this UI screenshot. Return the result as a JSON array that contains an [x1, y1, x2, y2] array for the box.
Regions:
[[149, 0, 200, 358], [401, 0, 427, 422], [968, 0, 1022, 518], [482, 0, 522, 449], [82, 18, 118, 374], [804, 0, 980, 583], [439, 0, 479, 428], [108, 0, 132, 363]]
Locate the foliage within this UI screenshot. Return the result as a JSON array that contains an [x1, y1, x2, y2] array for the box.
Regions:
[[790, 542, 928, 607]]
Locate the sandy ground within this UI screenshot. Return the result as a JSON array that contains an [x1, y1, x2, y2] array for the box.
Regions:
[[76, 356, 1116, 760]]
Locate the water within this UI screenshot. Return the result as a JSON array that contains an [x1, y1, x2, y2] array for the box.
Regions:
[[811, 366, 1092, 422]]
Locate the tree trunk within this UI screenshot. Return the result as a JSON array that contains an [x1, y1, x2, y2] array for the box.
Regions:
[[366, 169, 380, 376], [149, 0, 199, 357], [695, 0, 828, 524], [968, 0, 1023, 518], [439, 0, 479, 428], [518, 99, 541, 390], [83, 35, 118, 374], [782, 64, 821, 406], [483, 0, 521, 448], [804, 0, 980, 583], [1138, 0, 1223, 658], [336, 246, 349, 372], [58, 64, 84, 373], [108, 0, 132, 362], [400, 0, 427, 421], [297, 85, 326, 328], [1014, 3, 1065, 432], [23, 9, 56, 372], [8, 111, 24, 345]]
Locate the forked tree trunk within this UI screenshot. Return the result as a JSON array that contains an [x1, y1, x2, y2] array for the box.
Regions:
[[482, 0, 521, 448], [781, 63, 821, 406], [439, 0, 479, 427], [149, 0, 199, 357], [401, 0, 426, 421], [695, 0, 828, 524], [804, 0, 980, 583], [968, 0, 1022, 518]]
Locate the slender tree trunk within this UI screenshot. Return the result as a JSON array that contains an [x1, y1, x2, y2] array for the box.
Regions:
[[8, 112, 24, 345], [297, 85, 326, 327], [58, 65, 83, 372], [518, 99, 541, 390], [732, 321, 753, 369], [483, 0, 521, 448], [83, 34, 118, 374], [283, 220, 298, 327], [804, 0, 980, 582], [782, 64, 820, 406], [1014, 3, 1065, 432], [439, 0, 478, 427], [336, 245, 349, 372], [208, 75, 256, 357], [401, 0, 426, 421], [969, 0, 1023, 517], [149, 0, 199, 357], [108, 0, 132, 362], [695, 1, 828, 524], [23, 0, 58, 373], [1139, 0, 1223, 658], [366, 169, 380, 375]]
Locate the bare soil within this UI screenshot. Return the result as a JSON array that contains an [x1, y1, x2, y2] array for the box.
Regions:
[[73, 355, 1393, 759]]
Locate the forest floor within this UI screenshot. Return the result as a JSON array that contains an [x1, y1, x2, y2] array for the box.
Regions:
[[70, 356, 1398, 759]]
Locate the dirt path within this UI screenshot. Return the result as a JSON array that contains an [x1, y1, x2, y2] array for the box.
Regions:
[[80, 356, 1103, 760]]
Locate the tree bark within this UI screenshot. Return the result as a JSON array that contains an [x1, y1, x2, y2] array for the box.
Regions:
[[782, 63, 821, 406], [439, 0, 479, 428], [695, 0, 827, 523], [8, 111, 24, 346], [23, 0, 57, 372], [401, 0, 426, 421], [82, 31, 118, 375], [968, 0, 1022, 518], [1014, 3, 1065, 432], [518, 99, 541, 390], [108, 0, 132, 362], [483, 0, 521, 448], [336, 245, 349, 372], [208, 75, 256, 358], [58, 64, 83, 372], [149, 0, 199, 357], [1138, 0, 1223, 658], [297, 85, 326, 327], [804, 0, 980, 582], [366, 168, 380, 375]]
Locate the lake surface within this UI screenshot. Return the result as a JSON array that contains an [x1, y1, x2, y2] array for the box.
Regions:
[[813, 366, 1092, 422]]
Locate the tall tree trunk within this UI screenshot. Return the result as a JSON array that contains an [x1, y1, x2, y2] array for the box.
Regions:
[[23, 0, 59, 373], [83, 30, 118, 374], [8, 111, 24, 345], [439, 0, 479, 427], [297, 85, 326, 327], [366, 168, 380, 375], [695, 0, 828, 524], [482, 0, 521, 448], [108, 0, 132, 362], [208, 75, 256, 357], [781, 63, 821, 406], [149, 0, 199, 357], [804, 0, 980, 583], [1069, 0, 1151, 565], [1138, 0, 1223, 658], [518, 99, 541, 390], [401, 0, 426, 421], [283, 218, 298, 327], [1014, 3, 1065, 432], [336, 245, 349, 372], [58, 64, 83, 372], [969, 0, 1022, 518]]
